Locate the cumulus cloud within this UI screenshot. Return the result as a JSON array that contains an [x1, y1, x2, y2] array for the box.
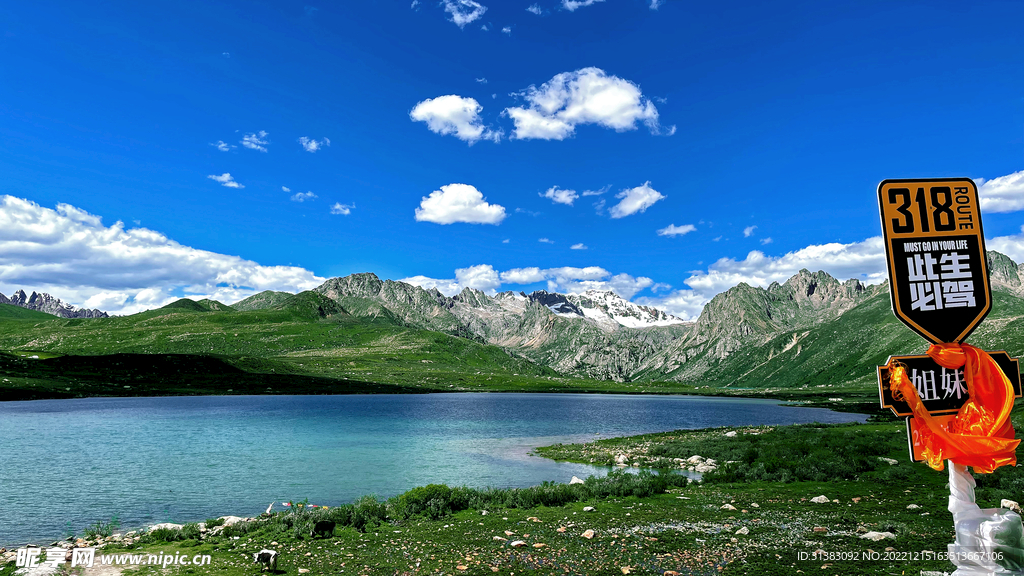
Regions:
[[399, 275, 460, 295], [442, 0, 487, 27], [582, 186, 609, 197], [541, 186, 579, 206], [241, 130, 269, 152], [475, 77, 488, 84], [979, 170, 1024, 213], [538, 238, 554, 244], [207, 173, 244, 189], [527, 3, 542, 14], [504, 67, 665, 140], [987, 226, 1024, 262], [638, 237, 887, 320], [649, 0, 663, 8], [562, 0, 604, 11], [282, 186, 291, 192], [760, 237, 773, 245], [330, 202, 354, 215], [0, 196, 325, 315], [401, 264, 500, 296], [686, 237, 886, 296], [501, 26, 511, 34], [743, 225, 757, 237], [657, 223, 695, 237], [634, 290, 707, 321], [298, 137, 330, 153], [291, 191, 317, 202], [609, 181, 665, 218], [410, 95, 501, 144], [498, 265, 652, 299], [570, 243, 587, 250], [210, 141, 235, 152], [415, 183, 506, 225]]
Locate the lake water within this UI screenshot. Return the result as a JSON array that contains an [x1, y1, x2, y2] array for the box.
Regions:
[[0, 393, 865, 546]]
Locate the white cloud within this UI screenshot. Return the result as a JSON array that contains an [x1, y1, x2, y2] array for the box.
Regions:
[[291, 191, 317, 202], [400, 264, 500, 296], [0, 196, 325, 315], [282, 186, 291, 192], [504, 67, 664, 140], [743, 225, 757, 237], [456, 264, 501, 293], [501, 26, 511, 34], [609, 181, 665, 218], [526, 4, 542, 14], [562, 0, 604, 11], [399, 275, 460, 296], [330, 202, 354, 215], [498, 265, 652, 299], [210, 141, 235, 152], [410, 95, 501, 144], [500, 267, 545, 284], [634, 290, 707, 321], [979, 170, 1024, 213], [638, 236, 887, 320], [241, 130, 269, 152], [570, 243, 587, 250], [442, 0, 487, 28], [410, 0, 420, 8], [502, 238, 510, 243], [685, 237, 886, 296], [298, 137, 330, 153], [582, 186, 609, 197], [415, 183, 506, 225], [649, 0, 664, 8], [539, 238, 554, 244], [541, 186, 579, 206], [475, 77, 488, 84], [207, 173, 244, 189], [481, 23, 490, 31], [657, 223, 695, 237], [760, 237, 773, 245], [988, 225, 1024, 262]]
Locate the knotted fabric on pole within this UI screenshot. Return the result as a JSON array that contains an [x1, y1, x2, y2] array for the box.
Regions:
[[889, 343, 1019, 473]]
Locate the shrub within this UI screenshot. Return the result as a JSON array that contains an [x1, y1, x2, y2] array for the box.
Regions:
[[83, 516, 120, 540], [204, 517, 225, 528]]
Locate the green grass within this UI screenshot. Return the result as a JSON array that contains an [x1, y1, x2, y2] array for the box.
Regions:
[[0, 303, 57, 321]]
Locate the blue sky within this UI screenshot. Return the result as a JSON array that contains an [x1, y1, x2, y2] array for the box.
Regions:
[[0, 0, 1022, 318]]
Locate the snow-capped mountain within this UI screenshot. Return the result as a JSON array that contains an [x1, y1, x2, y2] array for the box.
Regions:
[[563, 290, 686, 329]]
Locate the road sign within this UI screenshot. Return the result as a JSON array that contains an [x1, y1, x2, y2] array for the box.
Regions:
[[878, 178, 992, 344], [878, 352, 1022, 462], [878, 352, 1021, 417]]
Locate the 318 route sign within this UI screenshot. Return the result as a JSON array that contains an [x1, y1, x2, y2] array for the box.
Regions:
[[877, 178, 992, 344]]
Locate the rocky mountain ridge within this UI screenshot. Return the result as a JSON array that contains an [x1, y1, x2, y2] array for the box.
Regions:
[[0, 290, 108, 319]]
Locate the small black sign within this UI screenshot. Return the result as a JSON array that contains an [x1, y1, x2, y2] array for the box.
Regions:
[[878, 352, 1021, 417]]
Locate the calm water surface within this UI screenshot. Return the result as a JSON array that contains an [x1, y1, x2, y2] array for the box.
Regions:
[[0, 393, 865, 546]]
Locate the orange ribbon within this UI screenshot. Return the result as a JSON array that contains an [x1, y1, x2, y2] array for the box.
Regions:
[[889, 343, 1019, 473]]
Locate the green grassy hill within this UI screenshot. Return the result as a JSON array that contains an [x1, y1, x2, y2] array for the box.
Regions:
[[0, 292, 598, 400], [0, 303, 57, 321]]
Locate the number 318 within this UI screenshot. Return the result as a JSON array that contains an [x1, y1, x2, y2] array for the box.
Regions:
[[888, 187, 955, 234]]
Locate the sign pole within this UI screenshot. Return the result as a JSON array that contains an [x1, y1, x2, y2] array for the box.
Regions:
[[876, 178, 1024, 575]]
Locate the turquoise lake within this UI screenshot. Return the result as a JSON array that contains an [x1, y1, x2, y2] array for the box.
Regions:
[[0, 393, 865, 546]]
